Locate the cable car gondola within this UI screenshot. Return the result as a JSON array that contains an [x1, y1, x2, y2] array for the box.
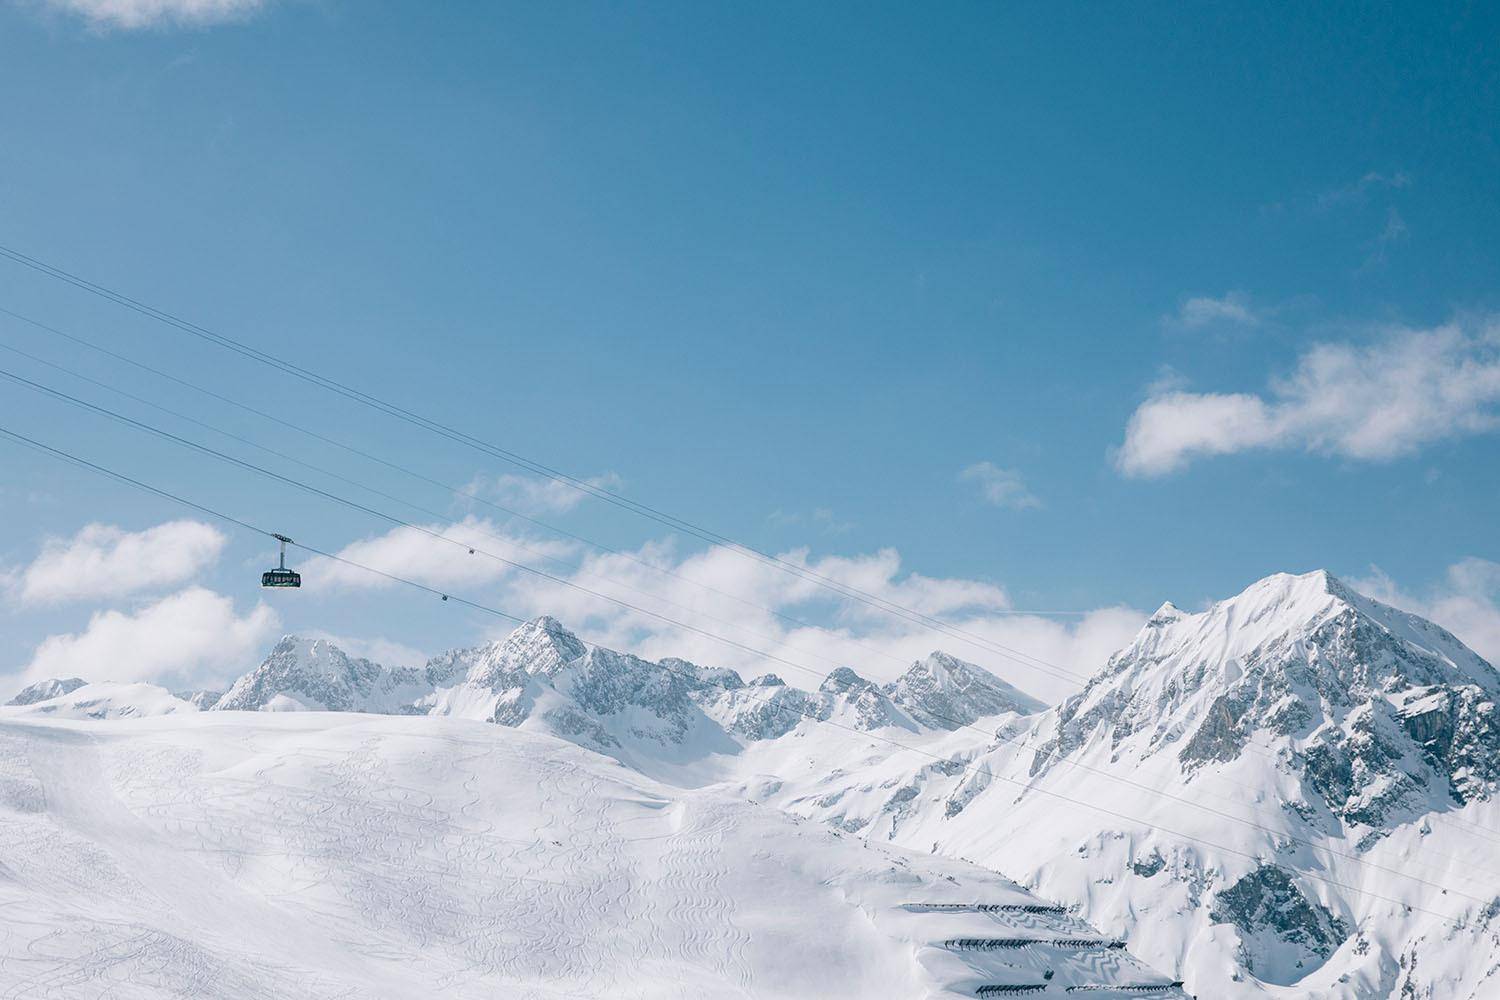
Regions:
[[261, 533, 301, 588]]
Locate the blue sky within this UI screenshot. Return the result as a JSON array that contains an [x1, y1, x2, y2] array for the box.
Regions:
[[1, 1, 1497, 699]]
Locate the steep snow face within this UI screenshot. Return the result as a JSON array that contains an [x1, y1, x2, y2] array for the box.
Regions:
[[7, 677, 86, 706], [214, 636, 431, 713], [759, 570, 1500, 999], [2, 681, 197, 719], [884, 651, 1046, 728], [0, 712, 1189, 999]]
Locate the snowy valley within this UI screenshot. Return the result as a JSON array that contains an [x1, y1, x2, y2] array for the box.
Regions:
[[7, 569, 1500, 998]]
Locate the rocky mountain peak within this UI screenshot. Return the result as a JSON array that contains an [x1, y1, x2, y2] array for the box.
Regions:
[[1146, 601, 1185, 628], [883, 650, 1044, 729], [1036, 569, 1500, 827], [215, 634, 424, 713], [818, 666, 876, 695], [7, 676, 87, 706]]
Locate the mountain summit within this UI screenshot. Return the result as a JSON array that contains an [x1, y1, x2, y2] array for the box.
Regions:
[[1037, 569, 1500, 821]]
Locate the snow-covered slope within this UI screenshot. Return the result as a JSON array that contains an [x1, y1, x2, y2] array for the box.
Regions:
[[0, 712, 1186, 998], [765, 570, 1500, 999]]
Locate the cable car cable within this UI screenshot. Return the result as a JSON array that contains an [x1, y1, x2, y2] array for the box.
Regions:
[[0, 247, 1097, 664], [0, 364, 1085, 690], [0, 337, 911, 673], [0, 302, 1086, 683]]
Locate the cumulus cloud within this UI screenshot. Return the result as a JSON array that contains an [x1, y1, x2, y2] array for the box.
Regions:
[[465, 471, 624, 516], [15, 520, 227, 605], [305, 517, 580, 592], [959, 462, 1041, 510], [1117, 319, 1500, 476], [1172, 292, 1258, 329], [1350, 560, 1500, 669], [40, 0, 271, 29], [21, 587, 278, 687], [293, 514, 1139, 701], [487, 534, 1134, 702]]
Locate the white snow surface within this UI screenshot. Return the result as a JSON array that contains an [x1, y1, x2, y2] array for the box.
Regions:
[[0, 712, 1184, 999]]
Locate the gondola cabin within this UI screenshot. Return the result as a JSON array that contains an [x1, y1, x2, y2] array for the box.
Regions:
[[262, 533, 302, 588]]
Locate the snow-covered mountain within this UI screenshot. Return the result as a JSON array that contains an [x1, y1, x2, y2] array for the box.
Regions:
[[761, 570, 1500, 999], [5, 679, 198, 719], [7, 676, 86, 705], [188, 618, 1039, 773], [886, 650, 1047, 727], [214, 635, 434, 713]]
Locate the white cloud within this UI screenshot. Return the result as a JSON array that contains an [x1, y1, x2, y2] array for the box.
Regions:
[[1349, 560, 1500, 668], [21, 587, 278, 688], [305, 517, 580, 592], [487, 534, 1134, 703], [40, 0, 270, 29], [1116, 318, 1500, 476], [1173, 292, 1258, 329], [15, 520, 227, 605], [465, 471, 624, 516], [287, 514, 1139, 703], [959, 462, 1041, 510]]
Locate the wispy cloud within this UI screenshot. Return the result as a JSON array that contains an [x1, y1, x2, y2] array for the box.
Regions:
[[767, 507, 855, 535], [1116, 317, 1500, 476], [22, 587, 277, 687], [39, 0, 272, 30], [1170, 292, 1259, 329], [959, 462, 1041, 510], [1316, 170, 1411, 210], [12, 520, 226, 605], [465, 471, 624, 517], [1361, 206, 1409, 270]]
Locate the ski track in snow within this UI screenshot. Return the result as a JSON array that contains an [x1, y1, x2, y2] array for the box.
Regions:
[[656, 802, 753, 998], [0, 713, 1186, 999]]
